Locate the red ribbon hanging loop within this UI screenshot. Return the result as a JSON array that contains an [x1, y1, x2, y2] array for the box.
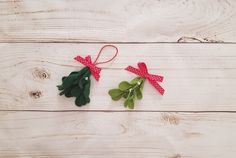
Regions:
[[125, 62, 165, 95], [74, 45, 118, 81]]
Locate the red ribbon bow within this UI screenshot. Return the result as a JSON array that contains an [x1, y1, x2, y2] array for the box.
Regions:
[[74, 55, 101, 81], [125, 62, 165, 95], [73, 45, 119, 81]]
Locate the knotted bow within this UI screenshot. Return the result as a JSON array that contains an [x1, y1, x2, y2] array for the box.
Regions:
[[74, 45, 118, 81], [74, 55, 101, 81], [125, 62, 165, 95]]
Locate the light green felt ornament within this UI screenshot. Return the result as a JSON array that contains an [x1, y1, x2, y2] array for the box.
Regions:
[[108, 77, 145, 109]]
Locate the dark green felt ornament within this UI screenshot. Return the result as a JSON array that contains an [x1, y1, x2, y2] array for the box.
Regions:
[[58, 45, 118, 107], [57, 67, 92, 106]]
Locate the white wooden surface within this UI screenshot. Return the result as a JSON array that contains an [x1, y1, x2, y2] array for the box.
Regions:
[[0, 0, 236, 42], [0, 112, 236, 158], [0, 43, 236, 111], [0, 0, 236, 158]]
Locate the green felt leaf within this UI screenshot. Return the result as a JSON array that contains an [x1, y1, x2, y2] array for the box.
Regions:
[[83, 81, 91, 99], [75, 93, 90, 107], [108, 89, 124, 101], [59, 87, 72, 96], [75, 96, 84, 107], [71, 86, 82, 97], [140, 80, 145, 90], [57, 85, 64, 91], [62, 77, 67, 82], [79, 69, 91, 88], [59, 90, 65, 96], [129, 90, 135, 99], [64, 86, 73, 98], [79, 96, 86, 106], [124, 98, 134, 109], [79, 77, 87, 88], [119, 81, 132, 91], [130, 77, 141, 85], [135, 88, 142, 100], [122, 92, 129, 99], [85, 97, 90, 103], [79, 67, 90, 75], [73, 67, 89, 78], [68, 71, 79, 76], [62, 73, 79, 89], [65, 93, 73, 98]]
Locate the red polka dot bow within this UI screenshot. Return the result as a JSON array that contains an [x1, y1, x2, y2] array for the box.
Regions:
[[74, 45, 118, 81], [74, 55, 101, 81], [125, 62, 165, 95]]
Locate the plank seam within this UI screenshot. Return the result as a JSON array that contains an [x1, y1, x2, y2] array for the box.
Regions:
[[0, 41, 236, 44], [0, 110, 236, 113]]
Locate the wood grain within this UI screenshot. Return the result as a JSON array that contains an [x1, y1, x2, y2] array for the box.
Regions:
[[0, 111, 235, 158], [1, 0, 236, 157], [0, 0, 236, 42], [0, 43, 236, 111]]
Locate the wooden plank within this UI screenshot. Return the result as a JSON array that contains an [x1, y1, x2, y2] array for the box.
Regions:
[[0, 0, 235, 42], [0, 43, 236, 111], [0, 111, 235, 158]]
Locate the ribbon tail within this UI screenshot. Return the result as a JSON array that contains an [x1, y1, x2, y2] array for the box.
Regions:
[[138, 62, 148, 73], [148, 79, 165, 95], [74, 55, 82, 62], [74, 55, 89, 67], [90, 69, 101, 81], [150, 74, 164, 82], [125, 66, 144, 77]]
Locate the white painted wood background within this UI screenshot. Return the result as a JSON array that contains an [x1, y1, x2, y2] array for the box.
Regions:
[[0, 0, 236, 158]]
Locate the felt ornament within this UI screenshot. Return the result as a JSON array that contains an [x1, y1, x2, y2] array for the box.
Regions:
[[108, 62, 164, 109], [58, 45, 118, 107]]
